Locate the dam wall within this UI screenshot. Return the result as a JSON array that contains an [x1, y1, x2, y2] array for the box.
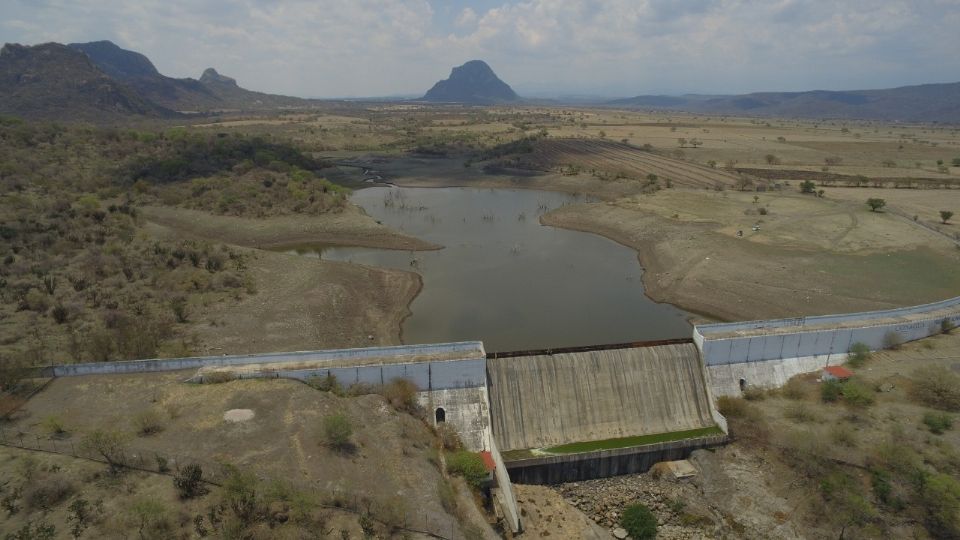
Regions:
[[505, 435, 728, 484], [487, 342, 717, 452], [696, 296, 960, 396]]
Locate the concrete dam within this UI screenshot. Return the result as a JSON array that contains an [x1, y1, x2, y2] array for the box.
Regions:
[[34, 295, 960, 530], [487, 341, 714, 451]]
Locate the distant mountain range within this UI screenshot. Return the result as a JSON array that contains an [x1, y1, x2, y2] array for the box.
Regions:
[[2, 39, 958, 123], [0, 40, 314, 120], [609, 83, 960, 123], [422, 60, 518, 104]]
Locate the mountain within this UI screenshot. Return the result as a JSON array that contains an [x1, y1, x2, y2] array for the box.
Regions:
[[68, 41, 311, 111], [69, 40, 220, 111], [423, 60, 518, 103], [195, 67, 309, 109], [0, 42, 173, 121], [611, 82, 960, 123]]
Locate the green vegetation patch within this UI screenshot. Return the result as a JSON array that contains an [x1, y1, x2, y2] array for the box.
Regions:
[[539, 425, 723, 456]]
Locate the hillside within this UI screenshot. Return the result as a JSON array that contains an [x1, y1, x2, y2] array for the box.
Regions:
[[611, 81, 960, 123], [423, 60, 518, 104], [68, 40, 312, 111], [0, 42, 173, 121], [69, 40, 220, 111]]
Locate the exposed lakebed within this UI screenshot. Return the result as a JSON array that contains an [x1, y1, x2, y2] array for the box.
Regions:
[[285, 186, 691, 352]]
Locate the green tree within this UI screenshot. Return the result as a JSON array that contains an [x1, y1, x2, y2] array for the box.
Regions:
[[847, 342, 871, 368], [866, 198, 886, 212], [173, 464, 206, 499], [620, 503, 658, 539], [800, 180, 817, 194], [941, 210, 954, 224]]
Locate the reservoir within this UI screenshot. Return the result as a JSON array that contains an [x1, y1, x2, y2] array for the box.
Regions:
[[287, 186, 692, 352]]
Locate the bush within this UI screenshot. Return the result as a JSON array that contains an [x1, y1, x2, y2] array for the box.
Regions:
[[620, 503, 658, 539], [830, 424, 858, 448], [380, 378, 419, 413], [173, 464, 207, 499], [202, 371, 235, 384], [821, 380, 843, 403], [923, 412, 954, 435], [847, 342, 871, 368], [446, 451, 489, 489], [882, 331, 903, 350], [781, 378, 808, 400], [716, 396, 749, 417], [41, 415, 66, 436], [742, 386, 766, 401], [911, 366, 960, 411], [23, 475, 73, 510], [133, 409, 165, 436], [841, 380, 875, 407], [786, 403, 818, 423], [920, 473, 960, 538], [308, 373, 341, 394], [943, 318, 956, 334], [322, 413, 353, 451]]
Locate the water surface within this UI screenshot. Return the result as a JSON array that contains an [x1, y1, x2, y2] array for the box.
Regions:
[[287, 186, 691, 352]]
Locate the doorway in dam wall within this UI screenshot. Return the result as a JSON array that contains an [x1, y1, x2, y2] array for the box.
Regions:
[[739, 378, 747, 391], [435, 407, 446, 424]]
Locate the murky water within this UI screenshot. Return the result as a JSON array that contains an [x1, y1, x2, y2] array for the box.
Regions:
[[286, 186, 691, 352]]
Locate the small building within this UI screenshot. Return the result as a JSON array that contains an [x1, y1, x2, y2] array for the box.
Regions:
[[822, 365, 853, 382]]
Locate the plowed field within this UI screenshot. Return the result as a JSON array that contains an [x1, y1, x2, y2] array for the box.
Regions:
[[521, 139, 741, 189]]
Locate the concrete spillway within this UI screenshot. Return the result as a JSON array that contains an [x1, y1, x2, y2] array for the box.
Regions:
[[487, 342, 715, 452]]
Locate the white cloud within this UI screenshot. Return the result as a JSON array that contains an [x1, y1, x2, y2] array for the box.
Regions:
[[1, 0, 958, 97], [455, 7, 477, 27]]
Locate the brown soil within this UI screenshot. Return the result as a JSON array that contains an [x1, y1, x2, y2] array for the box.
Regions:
[[513, 484, 612, 539], [3, 373, 485, 539], [142, 204, 439, 251], [540, 189, 960, 322], [144, 205, 428, 355], [186, 247, 420, 355]]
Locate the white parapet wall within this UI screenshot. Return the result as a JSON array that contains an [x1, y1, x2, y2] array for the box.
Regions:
[[697, 296, 960, 396], [419, 386, 491, 452]]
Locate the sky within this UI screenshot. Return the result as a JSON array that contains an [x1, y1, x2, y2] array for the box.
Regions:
[[2, 0, 960, 98]]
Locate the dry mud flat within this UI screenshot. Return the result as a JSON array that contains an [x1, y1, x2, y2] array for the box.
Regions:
[[144, 205, 430, 354], [542, 189, 960, 322]]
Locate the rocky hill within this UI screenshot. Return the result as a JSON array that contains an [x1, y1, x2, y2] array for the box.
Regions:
[[0, 42, 173, 121], [423, 60, 519, 104], [196, 67, 309, 109], [611, 81, 960, 123], [69, 40, 220, 111]]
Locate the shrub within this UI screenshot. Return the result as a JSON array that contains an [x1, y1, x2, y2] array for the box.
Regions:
[[620, 503, 658, 539], [786, 403, 818, 423], [308, 373, 342, 395], [847, 342, 871, 368], [830, 424, 858, 448], [842, 380, 876, 407], [742, 386, 766, 401], [131, 498, 171, 539], [380, 378, 419, 413], [41, 415, 66, 436], [923, 412, 954, 434], [437, 423, 463, 451], [23, 475, 73, 510], [80, 430, 128, 472], [911, 366, 960, 411], [717, 396, 749, 417], [867, 198, 887, 212], [203, 371, 235, 384], [173, 464, 207, 499], [446, 451, 489, 489], [133, 409, 165, 436], [920, 473, 960, 538], [821, 380, 843, 403], [882, 331, 903, 350], [943, 319, 956, 334], [781, 378, 808, 400], [323, 413, 353, 451]]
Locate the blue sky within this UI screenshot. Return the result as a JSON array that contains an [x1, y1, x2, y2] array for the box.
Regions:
[[2, 0, 959, 98]]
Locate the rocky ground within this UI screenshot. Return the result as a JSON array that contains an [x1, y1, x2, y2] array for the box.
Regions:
[[549, 447, 808, 540]]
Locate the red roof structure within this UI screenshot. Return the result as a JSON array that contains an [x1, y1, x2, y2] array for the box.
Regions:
[[479, 451, 496, 472], [823, 365, 853, 379]]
